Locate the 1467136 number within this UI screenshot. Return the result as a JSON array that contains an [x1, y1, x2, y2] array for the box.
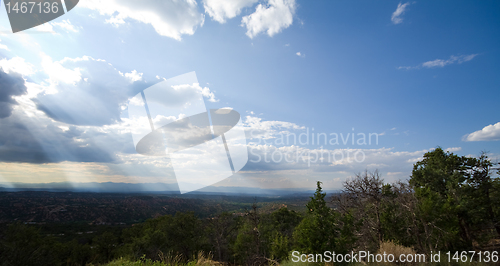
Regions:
[[446, 251, 498, 263], [5, 1, 59, 14]]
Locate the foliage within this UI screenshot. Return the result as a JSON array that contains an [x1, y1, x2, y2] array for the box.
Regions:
[[410, 148, 499, 252], [1, 149, 499, 265], [294, 181, 341, 254], [119, 212, 209, 262]]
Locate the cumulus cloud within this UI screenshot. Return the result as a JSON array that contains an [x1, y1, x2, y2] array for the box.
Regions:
[[40, 53, 82, 84], [398, 54, 478, 70], [204, 0, 258, 23], [244, 115, 304, 140], [391, 2, 410, 25], [35, 55, 143, 126], [79, 0, 205, 40], [236, 114, 435, 184], [0, 52, 224, 170], [0, 48, 451, 189], [241, 0, 296, 38], [197, 84, 218, 102], [243, 143, 430, 184], [0, 57, 35, 76], [463, 122, 500, 141], [0, 79, 132, 164], [122, 70, 143, 83]]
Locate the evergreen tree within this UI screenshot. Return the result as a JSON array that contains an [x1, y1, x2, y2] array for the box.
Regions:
[[410, 147, 499, 251], [294, 181, 340, 254]]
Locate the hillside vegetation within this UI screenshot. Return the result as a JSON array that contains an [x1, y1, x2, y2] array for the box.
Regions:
[[1, 148, 499, 265]]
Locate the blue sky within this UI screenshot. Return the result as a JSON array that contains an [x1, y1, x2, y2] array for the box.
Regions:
[[0, 0, 499, 191]]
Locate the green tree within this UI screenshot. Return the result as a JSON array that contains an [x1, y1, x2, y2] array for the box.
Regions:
[[410, 147, 499, 251], [0, 224, 62, 266], [233, 203, 263, 265], [264, 207, 302, 261], [121, 212, 207, 262], [92, 231, 119, 263], [378, 181, 420, 250], [206, 212, 238, 262], [294, 181, 341, 254]]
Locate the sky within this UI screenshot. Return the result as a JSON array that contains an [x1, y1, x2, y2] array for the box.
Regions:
[[0, 0, 499, 191]]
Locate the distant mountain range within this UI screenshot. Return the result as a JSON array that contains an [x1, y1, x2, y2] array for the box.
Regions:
[[0, 182, 340, 196]]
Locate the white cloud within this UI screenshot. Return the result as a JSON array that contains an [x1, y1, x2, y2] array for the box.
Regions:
[[463, 122, 500, 141], [52, 19, 79, 33], [398, 54, 478, 70], [241, 0, 296, 38], [237, 113, 436, 185], [0, 87, 128, 165], [203, 0, 258, 23], [296, 51, 305, 57], [170, 83, 219, 103], [422, 54, 478, 68], [391, 2, 410, 25], [244, 116, 304, 132], [0, 57, 35, 76], [445, 147, 462, 153], [40, 52, 82, 84], [35, 23, 55, 32], [32, 20, 78, 34], [79, 0, 205, 40], [122, 70, 143, 83], [198, 84, 218, 102], [244, 143, 431, 183], [244, 115, 304, 140], [35, 54, 144, 126]]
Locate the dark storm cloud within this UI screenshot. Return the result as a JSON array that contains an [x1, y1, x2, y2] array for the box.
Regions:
[[0, 113, 120, 163], [0, 69, 27, 118], [0, 57, 156, 164], [0, 67, 106, 164], [0, 57, 183, 164]]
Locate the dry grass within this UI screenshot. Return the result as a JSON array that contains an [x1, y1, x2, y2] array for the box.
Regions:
[[375, 241, 419, 266], [190, 251, 225, 266], [99, 251, 226, 266]]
